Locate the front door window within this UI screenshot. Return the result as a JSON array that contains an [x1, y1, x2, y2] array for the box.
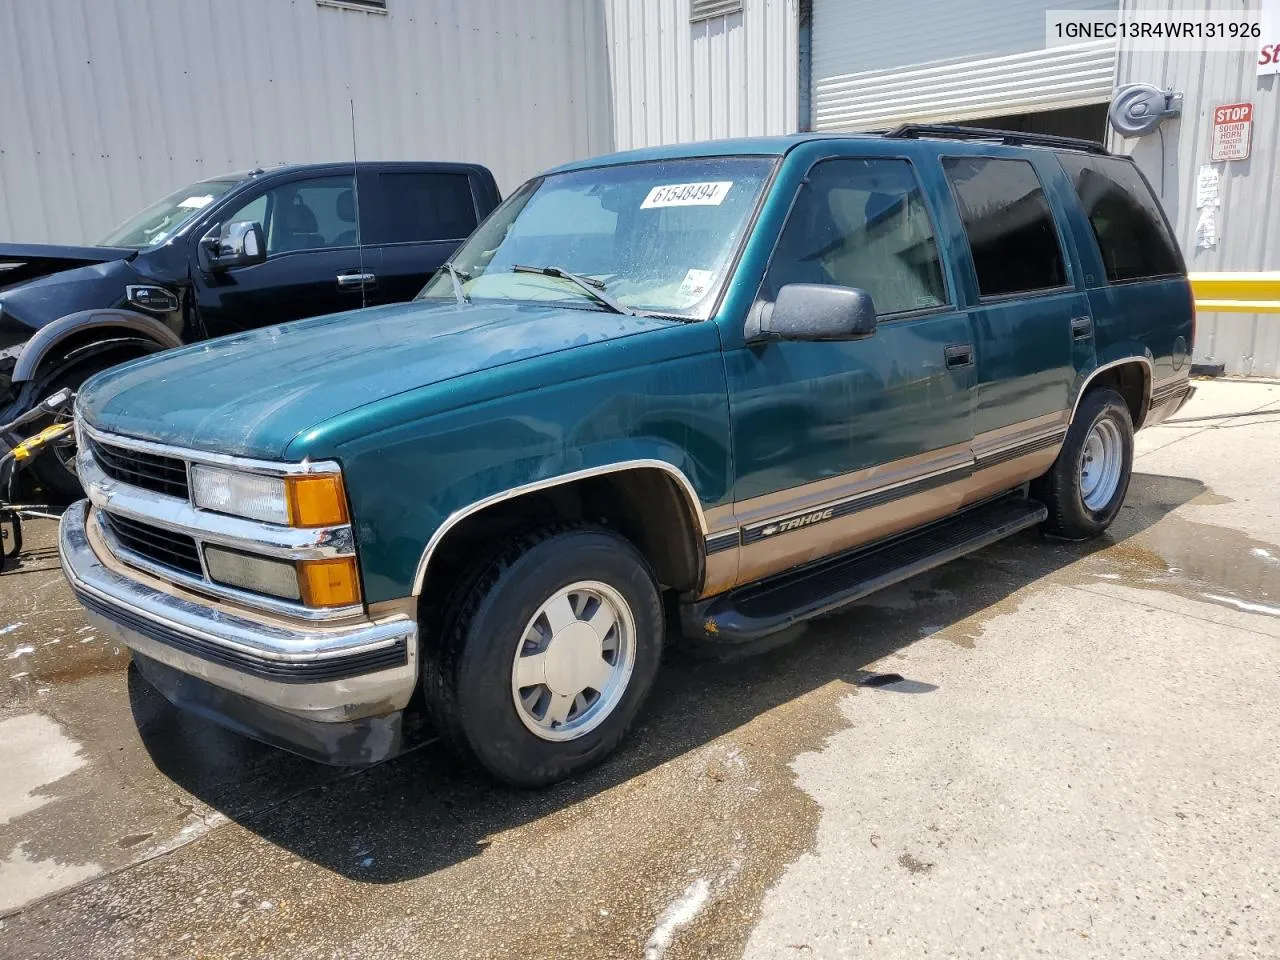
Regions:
[[763, 158, 949, 316], [224, 176, 358, 255]]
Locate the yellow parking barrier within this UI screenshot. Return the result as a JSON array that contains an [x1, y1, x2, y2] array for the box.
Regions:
[[1189, 272, 1280, 314]]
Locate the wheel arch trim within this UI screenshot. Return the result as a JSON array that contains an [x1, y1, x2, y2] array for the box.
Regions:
[[410, 459, 709, 597], [1069, 355, 1153, 428], [13, 308, 183, 382]]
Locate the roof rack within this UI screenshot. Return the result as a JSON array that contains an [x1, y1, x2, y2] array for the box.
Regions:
[[884, 123, 1108, 155]]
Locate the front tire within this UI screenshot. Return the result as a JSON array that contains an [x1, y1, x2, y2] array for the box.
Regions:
[[1033, 387, 1134, 539], [423, 525, 663, 787]]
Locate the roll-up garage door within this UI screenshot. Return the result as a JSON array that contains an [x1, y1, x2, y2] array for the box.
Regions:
[[810, 0, 1118, 131]]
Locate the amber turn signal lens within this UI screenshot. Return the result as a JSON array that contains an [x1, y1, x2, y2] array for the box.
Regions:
[[287, 475, 349, 527], [297, 557, 361, 608]]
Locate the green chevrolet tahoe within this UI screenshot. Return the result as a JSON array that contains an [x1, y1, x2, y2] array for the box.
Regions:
[[60, 127, 1195, 786]]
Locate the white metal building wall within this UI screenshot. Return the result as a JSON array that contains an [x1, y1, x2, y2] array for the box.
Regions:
[[1112, 0, 1280, 377], [810, 0, 1119, 131], [0, 0, 614, 244], [604, 0, 798, 151]]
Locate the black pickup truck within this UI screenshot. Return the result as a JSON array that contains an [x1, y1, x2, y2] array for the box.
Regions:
[[0, 161, 501, 498]]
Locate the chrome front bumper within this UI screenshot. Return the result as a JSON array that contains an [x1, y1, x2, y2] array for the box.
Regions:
[[59, 501, 419, 764]]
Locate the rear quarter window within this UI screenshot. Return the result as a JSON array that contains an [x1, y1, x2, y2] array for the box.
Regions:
[[1058, 154, 1183, 283], [374, 172, 478, 244], [942, 156, 1068, 297]]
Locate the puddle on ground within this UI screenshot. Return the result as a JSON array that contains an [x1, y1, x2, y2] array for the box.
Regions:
[[1086, 513, 1280, 620]]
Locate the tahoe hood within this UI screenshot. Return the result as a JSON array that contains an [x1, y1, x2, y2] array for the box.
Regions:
[[77, 300, 685, 460]]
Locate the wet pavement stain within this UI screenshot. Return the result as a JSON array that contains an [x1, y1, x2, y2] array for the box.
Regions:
[[1072, 513, 1280, 620]]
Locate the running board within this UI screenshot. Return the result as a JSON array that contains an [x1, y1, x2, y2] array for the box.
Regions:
[[682, 496, 1048, 645]]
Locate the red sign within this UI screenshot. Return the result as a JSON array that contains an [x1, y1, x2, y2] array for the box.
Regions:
[[1211, 102, 1253, 162]]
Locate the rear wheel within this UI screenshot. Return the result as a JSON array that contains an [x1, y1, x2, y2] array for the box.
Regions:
[[423, 525, 663, 786], [1033, 387, 1134, 539]]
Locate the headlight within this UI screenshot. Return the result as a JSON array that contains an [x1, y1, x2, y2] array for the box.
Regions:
[[191, 465, 289, 524], [190, 465, 349, 528]]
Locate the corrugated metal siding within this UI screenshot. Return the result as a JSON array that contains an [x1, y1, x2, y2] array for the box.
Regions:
[[813, 43, 1118, 131], [0, 0, 613, 244], [1111, 0, 1280, 377], [605, 0, 798, 151], [811, 0, 1118, 131]]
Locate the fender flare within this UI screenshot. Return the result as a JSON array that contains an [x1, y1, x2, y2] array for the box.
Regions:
[[1068, 353, 1154, 428], [12, 308, 183, 382]]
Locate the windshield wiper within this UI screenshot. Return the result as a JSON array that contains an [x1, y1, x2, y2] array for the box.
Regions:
[[511, 264, 636, 316], [440, 262, 470, 304]]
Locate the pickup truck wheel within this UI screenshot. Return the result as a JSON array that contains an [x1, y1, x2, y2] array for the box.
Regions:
[[425, 525, 663, 786], [24, 358, 113, 503], [1033, 387, 1134, 539]]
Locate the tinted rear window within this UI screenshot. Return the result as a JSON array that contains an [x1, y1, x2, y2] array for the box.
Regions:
[[375, 172, 478, 243], [943, 156, 1067, 297], [1058, 154, 1183, 283]]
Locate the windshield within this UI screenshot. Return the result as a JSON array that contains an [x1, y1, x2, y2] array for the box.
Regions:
[[98, 179, 241, 248], [419, 157, 775, 319]]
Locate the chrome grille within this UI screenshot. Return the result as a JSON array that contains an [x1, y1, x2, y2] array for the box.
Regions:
[[88, 436, 189, 499], [101, 512, 203, 577]]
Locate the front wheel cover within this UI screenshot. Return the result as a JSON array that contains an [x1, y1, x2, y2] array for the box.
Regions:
[[434, 526, 663, 786]]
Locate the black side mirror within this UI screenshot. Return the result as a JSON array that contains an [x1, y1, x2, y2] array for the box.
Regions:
[[206, 220, 266, 271], [746, 283, 878, 342]]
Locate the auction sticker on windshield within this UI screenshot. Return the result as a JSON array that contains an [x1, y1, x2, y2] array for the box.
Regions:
[[641, 181, 732, 208]]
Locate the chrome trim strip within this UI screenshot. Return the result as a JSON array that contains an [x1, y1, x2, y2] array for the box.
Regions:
[[80, 450, 354, 561], [79, 420, 341, 477], [92, 510, 364, 622], [973, 430, 1066, 470], [1069, 356, 1155, 426], [1151, 377, 1189, 403], [411, 459, 709, 596], [704, 530, 740, 555], [972, 420, 1068, 461]]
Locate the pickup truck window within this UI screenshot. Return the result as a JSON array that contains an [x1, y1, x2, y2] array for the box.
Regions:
[[420, 157, 774, 319], [98, 179, 240, 248], [943, 157, 1068, 297], [1057, 154, 1183, 283], [225, 176, 358, 255], [372, 172, 477, 243], [762, 158, 947, 315]]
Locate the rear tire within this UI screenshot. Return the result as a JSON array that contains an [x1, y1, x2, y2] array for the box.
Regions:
[[423, 525, 663, 787], [1032, 387, 1134, 539]]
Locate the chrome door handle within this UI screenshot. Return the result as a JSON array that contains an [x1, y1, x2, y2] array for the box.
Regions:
[[944, 343, 974, 369], [1071, 316, 1093, 340], [336, 272, 376, 289]]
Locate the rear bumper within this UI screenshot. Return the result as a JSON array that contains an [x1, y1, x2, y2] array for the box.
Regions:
[[59, 501, 418, 765]]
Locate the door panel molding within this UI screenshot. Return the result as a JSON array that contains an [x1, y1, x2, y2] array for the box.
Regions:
[[702, 412, 1074, 596], [731, 441, 972, 529]]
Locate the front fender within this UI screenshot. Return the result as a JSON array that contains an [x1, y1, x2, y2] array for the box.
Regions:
[[328, 351, 733, 605], [13, 308, 184, 382]]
